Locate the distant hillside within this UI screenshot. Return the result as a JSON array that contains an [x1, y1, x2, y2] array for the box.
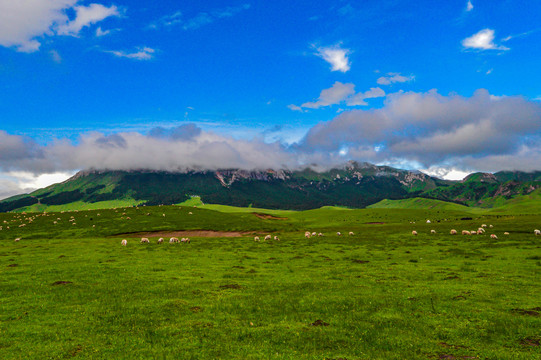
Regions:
[[1, 163, 540, 212]]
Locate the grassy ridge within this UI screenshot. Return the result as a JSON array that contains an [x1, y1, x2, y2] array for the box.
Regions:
[[0, 205, 539, 359]]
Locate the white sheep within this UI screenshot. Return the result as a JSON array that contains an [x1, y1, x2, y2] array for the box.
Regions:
[[462, 230, 471, 235], [312, 232, 316, 236], [304, 231, 311, 238], [264, 235, 271, 241], [169, 237, 177, 243], [181, 237, 190, 243], [121, 239, 127, 246], [430, 230, 436, 234], [14, 237, 21, 242], [254, 236, 260, 242], [411, 231, 418, 236], [504, 232, 510, 235], [141, 237, 150, 243], [337, 232, 342, 236], [535, 229, 541, 236], [490, 234, 498, 239], [157, 238, 164, 244], [450, 229, 457, 235], [318, 233, 324, 237], [274, 236, 280, 241], [349, 231, 354, 236]]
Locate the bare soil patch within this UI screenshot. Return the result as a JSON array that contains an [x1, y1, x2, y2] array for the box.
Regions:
[[364, 222, 386, 224], [511, 308, 540, 316], [119, 230, 254, 238], [352, 259, 370, 264], [220, 284, 243, 290], [520, 337, 540, 347], [311, 319, 329, 326], [252, 212, 288, 220], [51, 281, 72, 286]]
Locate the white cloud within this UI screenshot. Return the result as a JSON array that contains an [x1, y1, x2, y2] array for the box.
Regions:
[[301, 82, 355, 109], [106, 47, 156, 60], [462, 28, 509, 51], [377, 73, 415, 85], [314, 44, 351, 73], [0, 0, 77, 52], [292, 83, 385, 110], [346, 87, 386, 106], [287, 104, 304, 112], [466, 1, 473, 12], [49, 49, 62, 63], [57, 3, 120, 36], [0, 1, 121, 52], [150, 4, 250, 31]]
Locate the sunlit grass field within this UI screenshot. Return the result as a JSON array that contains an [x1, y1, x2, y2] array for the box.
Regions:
[[0, 204, 540, 359]]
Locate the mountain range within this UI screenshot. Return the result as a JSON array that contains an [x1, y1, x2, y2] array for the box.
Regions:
[[1, 161, 540, 212]]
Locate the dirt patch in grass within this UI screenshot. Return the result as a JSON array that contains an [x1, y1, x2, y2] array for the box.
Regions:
[[51, 281, 73, 286], [364, 222, 386, 224], [520, 337, 540, 347], [511, 308, 540, 316], [118, 230, 254, 238], [7, 264, 18, 267], [219, 284, 243, 289], [310, 319, 329, 326], [190, 306, 202, 313], [252, 213, 288, 220], [352, 259, 370, 264]]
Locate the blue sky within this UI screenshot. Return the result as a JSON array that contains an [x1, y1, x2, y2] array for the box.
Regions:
[[1, 0, 541, 198]]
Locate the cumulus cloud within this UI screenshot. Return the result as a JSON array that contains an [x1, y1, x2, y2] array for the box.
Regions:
[[297, 89, 541, 169], [1, 92, 541, 189], [466, 1, 473, 12], [346, 87, 386, 106], [462, 29, 509, 51], [301, 82, 355, 109], [56, 3, 120, 36], [377, 73, 415, 85], [291, 82, 385, 110], [314, 44, 351, 73], [105, 47, 156, 60], [0, 1, 120, 52]]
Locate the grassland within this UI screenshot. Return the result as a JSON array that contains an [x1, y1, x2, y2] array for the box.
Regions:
[[0, 203, 540, 359]]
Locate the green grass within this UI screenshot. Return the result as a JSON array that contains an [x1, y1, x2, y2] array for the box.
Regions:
[[0, 205, 539, 359]]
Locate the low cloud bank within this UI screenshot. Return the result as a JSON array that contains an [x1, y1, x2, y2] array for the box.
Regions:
[[1, 89, 540, 198]]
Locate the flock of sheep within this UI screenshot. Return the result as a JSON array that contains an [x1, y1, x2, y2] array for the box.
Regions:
[[121, 237, 191, 246], [410, 223, 539, 239]]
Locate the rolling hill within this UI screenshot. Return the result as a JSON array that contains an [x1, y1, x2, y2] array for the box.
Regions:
[[1, 162, 540, 212]]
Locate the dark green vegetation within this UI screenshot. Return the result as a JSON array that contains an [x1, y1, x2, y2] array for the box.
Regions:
[[2, 162, 540, 213], [0, 203, 540, 359]]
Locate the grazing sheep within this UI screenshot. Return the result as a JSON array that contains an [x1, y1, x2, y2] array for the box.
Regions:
[[411, 231, 418, 236], [14, 238, 21, 242], [318, 233, 324, 237], [490, 234, 498, 239], [462, 230, 471, 235], [535, 229, 541, 236], [470, 230, 477, 235], [254, 236, 260, 242], [181, 237, 190, 243], [489, 225, 493, 228], [157, 238, 164, 244], [349, 232, 354, 236], [274, 236, 280, 241], [337, 232, 342, 236], [426, 220, 431, 224], [504, 232, 510, 235], [170, 237, 179, 243], [312, 232, 317, 236], [305, 231, 311, 238], [450, 229, 457, 235], [478, 228, 485, 233], [264, 235, 271, 241], [481, 224, 487, 228], [121, 239, 127, 246], [430, 230, 436, 234], [141, 237, 150, 243]]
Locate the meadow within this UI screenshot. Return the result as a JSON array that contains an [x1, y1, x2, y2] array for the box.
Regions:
[[0, 204, 540, 359]]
